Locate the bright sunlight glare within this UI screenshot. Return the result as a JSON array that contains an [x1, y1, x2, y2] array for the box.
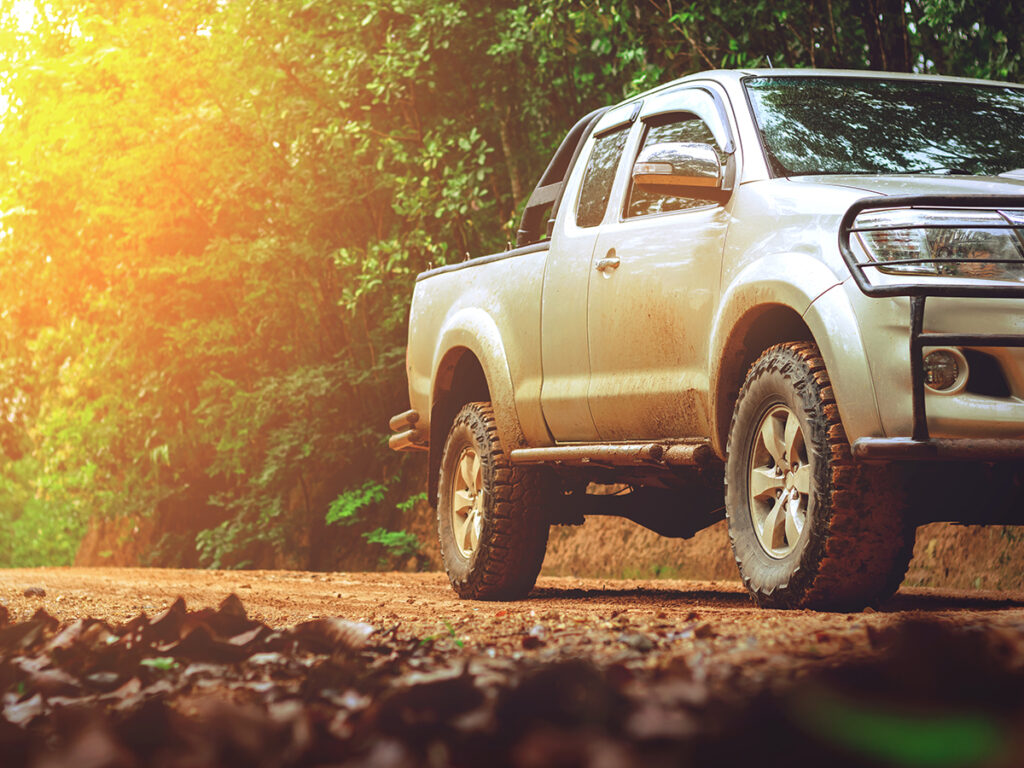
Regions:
[[1, 0, 38, 119], [8, 0, 37, 32]]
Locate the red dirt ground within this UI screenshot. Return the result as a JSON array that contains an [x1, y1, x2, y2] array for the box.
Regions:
[[4, 569, 1024, 766], [4, 568, 1024, 664]]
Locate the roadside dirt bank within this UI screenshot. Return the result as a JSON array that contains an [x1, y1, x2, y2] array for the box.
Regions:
[[70, 447, 1024, 592], [76, 503, 1024, 594], [539, 519, 1024, 591]]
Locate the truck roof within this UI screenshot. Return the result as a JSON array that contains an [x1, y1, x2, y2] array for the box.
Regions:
[[629, 67, 1023, 106]]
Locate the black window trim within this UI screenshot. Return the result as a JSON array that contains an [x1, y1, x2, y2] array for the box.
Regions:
[[617, 85, 737, 223]]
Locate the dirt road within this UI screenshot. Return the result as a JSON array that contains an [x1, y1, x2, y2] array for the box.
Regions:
[[4, 569, 1024, 766], [3, 568, 1024, 674]]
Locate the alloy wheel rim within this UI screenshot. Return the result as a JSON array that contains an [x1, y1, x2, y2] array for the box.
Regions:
[[451, 446, 484, 557], [747, 404, 811, 559]]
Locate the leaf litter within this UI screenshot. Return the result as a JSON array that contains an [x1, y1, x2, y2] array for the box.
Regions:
[[0, 593, 1023, 766]]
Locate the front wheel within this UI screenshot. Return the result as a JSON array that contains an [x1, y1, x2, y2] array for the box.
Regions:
[[437, 402, 550, 600], [725, 342, 914, 610]]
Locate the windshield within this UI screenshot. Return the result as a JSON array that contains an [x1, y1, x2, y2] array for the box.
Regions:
[[744, 76, 1024, 177]]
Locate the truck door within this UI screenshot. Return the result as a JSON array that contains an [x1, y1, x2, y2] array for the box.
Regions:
[[539, 109, 634, 442], [586, 86, 736, 441]]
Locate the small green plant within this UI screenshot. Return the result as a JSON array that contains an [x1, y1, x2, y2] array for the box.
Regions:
[[363, 527, 421, 558], [421, 620, 464, 648], [396, 492, 427, 513], [326, 481, 388, 526], [140, 657, 179, 671], [443, 619, 465, 649]]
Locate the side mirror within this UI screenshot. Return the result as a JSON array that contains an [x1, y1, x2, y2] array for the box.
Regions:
[[632, 142, 726, 201]]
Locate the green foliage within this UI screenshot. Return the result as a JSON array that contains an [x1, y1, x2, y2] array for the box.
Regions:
[[0, 0, 1018, 568], [195, 519, 260, 570], [327, 483, 423, 565], [396, 492, 428, 514], [0, 485, 86, 568], [326, 481, 388, 527], [363, 528, 421, 559]]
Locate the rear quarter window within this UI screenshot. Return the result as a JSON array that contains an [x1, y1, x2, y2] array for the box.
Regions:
[[576, 126, 629, 228]]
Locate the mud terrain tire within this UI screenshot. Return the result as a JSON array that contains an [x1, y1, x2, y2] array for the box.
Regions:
[[725, 342, 914, 610], [437, 402, 550, 600]]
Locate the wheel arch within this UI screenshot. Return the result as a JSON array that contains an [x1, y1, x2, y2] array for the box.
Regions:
[[427, 314, 526, 504], [711, 303, 814, 458], [429, 347, 490, 506], [710, 253, 844, 458], [710, 255, 884, 457]]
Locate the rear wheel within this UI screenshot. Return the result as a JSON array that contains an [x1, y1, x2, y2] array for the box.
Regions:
[[725, 342, 914, 610], [437, 401, 550, 600]]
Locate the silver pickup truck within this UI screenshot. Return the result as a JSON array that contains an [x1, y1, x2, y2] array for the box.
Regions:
[[389, 69, 1024, 610]]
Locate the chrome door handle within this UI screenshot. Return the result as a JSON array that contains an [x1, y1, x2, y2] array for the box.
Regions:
[[595, 256, 620, 272]]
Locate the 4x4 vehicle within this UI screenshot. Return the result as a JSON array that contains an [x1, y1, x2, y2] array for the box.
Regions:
[[389, 69, 1024, 610]]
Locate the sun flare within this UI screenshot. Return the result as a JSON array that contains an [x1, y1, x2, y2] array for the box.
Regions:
[[8, 0, 37, 32]]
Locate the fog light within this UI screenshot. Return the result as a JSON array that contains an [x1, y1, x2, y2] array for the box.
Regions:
[[923, 349, 966, 392]]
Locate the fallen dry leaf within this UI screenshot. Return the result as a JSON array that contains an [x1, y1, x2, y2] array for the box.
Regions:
[[0, 593, 1022, 767]]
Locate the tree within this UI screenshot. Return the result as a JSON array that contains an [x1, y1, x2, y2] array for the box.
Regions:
[[0, 0, 1017, 568]]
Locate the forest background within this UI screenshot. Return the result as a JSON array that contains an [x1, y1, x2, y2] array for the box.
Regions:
[[0, 0, 1021, 572]]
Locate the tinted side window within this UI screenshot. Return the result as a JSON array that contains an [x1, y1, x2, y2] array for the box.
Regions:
[[576, 126, 629, 228], [625, 114, 721, 218]]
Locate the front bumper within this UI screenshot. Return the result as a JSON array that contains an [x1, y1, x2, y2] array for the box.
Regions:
[[840, 194, 1024, 462]]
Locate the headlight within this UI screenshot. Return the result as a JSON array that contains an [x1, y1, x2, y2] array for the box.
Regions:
[[855, 208, 1024, 280]]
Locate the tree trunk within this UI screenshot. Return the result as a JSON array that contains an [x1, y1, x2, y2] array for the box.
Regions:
[[498, 108, 524, 209], [854, 0, 911, 71]]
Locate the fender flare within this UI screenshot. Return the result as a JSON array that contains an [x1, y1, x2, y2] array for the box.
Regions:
[[801, 281, 885, 444], [431, 307, 525, 450], [708, 253, 881, 456]]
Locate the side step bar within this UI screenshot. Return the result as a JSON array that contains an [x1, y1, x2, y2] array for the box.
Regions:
[[853, 437, 1024, 462], [509, 441, 714, 468]]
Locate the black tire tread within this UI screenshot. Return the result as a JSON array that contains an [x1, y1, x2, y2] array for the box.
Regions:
[[726, 342, 914, 610], [438, 402, 549, 600]]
